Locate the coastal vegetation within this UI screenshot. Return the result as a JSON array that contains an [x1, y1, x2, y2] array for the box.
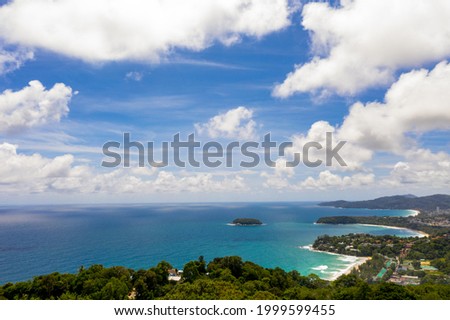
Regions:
[[314, 194, 450, 286], [316, 194, 450, 237], [316, 215, 449, 236], [312, 232, 450, 285], [1, 256, 449, 300]]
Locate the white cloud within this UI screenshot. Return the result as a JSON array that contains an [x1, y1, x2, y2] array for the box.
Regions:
[[151, 171, 247, 193], [0, 0, 294, 63], [383, 149, 450, 187], [125, 71, 144, 81], [0, 142, 75, 192], [338, 61, 450, 152], [288, 61, 450, 174], [260, 157, 295, 189], [0, 47, 33, 74], [0, 143, 249, 194], [195, 106, 257, 140], [273, 0, 450, 97], [300, 170, 375, 190], [290, 121, 373, 171], [0, 80, 73, 133]]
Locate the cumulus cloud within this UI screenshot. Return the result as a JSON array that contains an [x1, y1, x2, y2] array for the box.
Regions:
[[260, 157, 295, 189], [338, 61, 450, 152], [0, 142, 75, 192], [273, 0, 450, 97], [288, 61, 450, 174], [0, 80, 73, 133], [0, 47, 33, 74], [289, 121, 373, 171], [195, 106, 257, 140], [0, 0, 294, 63], [300, 170, 375, 190], [383, 149, 450, 188], [0, 143, 248, 194]]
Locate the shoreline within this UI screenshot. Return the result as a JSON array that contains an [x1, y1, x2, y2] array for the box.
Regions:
[[356, 223, 429, 237], [406, 209, 420, 217], [300, 245, 370, 281], [316, 208, 428, 237]]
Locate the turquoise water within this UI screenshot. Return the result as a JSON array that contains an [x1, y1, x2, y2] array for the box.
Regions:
[[0, 202, 420, 284]]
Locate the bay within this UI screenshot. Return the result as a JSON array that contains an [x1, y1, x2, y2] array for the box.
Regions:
[[0, 202, 421, 284]]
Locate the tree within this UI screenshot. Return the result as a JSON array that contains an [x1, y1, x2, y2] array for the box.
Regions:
[[98, 278, 129, 300]]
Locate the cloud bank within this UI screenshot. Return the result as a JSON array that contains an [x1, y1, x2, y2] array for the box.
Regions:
[[0, 0, 294, 63], [0, 143, 248, 194], [273, 0, 450, 97]]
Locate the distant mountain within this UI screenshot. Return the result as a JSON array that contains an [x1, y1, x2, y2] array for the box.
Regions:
[[319, 194, 450, 210], [399, 194, 418, 199]]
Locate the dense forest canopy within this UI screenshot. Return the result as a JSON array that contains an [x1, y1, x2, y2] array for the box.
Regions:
[[1, 256, 449, 300]]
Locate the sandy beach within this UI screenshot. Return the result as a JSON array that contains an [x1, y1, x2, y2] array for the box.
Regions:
[[357, 223, 429, 237], [407, 209, 421, 217], [300, 245, 370, 281], [328, 256, 370, 281]]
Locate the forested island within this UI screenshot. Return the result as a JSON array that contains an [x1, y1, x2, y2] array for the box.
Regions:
[[1, 256, 449, 300], [231, 218, 263, 226]]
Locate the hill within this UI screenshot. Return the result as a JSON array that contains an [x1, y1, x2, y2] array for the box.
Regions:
[[319, 194, 450, 210]]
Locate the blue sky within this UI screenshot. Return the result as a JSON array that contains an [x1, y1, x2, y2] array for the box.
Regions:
[[0, 0, 449, 204]]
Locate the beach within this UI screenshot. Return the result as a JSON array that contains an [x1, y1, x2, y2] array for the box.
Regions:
[[407, 209, 420, 217], [356, 223, 429, 237], [300, 245, 370, 281]]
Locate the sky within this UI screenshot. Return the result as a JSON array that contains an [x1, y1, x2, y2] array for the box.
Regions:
[[0, 0, 449, 204]]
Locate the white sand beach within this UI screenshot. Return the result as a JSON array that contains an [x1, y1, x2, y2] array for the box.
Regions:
[[300, 245, 370, 281], [357, 223, 429, 237], [407, 209, 420, 217]]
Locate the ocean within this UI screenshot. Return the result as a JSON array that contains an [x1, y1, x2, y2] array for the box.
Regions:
[[0, 202, 421, 284]]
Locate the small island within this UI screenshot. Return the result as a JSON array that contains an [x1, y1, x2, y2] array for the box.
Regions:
[[231, 218, 263, 226]]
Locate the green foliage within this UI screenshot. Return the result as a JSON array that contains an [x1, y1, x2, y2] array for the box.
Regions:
[[313, 233, 406, 257], [183, 256, 206, 283], [1, 256, 449, 300], [232, 218, 262, 225], [370, 283, 416, 300], [207, 256, 243, 279], [163, 279, 244, 300], [316, 215, 450, 236]]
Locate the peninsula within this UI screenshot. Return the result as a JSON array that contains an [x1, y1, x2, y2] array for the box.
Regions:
[[317, 194, 450, 235]]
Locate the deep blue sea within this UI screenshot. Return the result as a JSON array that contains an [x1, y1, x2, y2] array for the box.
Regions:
[[0, 202, 421, 284]]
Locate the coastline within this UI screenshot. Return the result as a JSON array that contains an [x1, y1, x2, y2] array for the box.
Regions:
[[407, 209, 420, 217], [316, 208, 428, 237], [300, 245, 370, 281], [356, 223, 429, 237]]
